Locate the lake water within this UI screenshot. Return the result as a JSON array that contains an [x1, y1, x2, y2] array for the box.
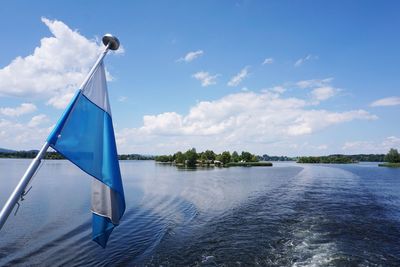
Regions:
[[0, 159, 399, 266]]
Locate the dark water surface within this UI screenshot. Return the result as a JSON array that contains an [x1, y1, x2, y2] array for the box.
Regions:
[[0, 159, 399, 266]]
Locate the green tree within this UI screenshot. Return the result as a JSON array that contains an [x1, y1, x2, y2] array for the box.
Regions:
[[231, 151, 240, 162], [204, 150, 216, 161], [174, 151, 185, 164], [200, 153, 208, 164], [220, 151, 231, 165], [185, 148, 198, 167], [241, 151, 253, 162], [250, 155, 259, 162], [385, 148, 400, 163]]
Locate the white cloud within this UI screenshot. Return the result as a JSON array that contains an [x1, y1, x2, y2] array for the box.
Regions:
[[28, 114, 49, 127], [177, 50, 204, 62], [311, 86, 338, 101], [46, 92, 76, 109], [0, 118, 51, 150], [287, 109, 377, 136], [0, 17, 110, 109], [294, 54, 318, 67], [116, 90, 377, 154], [370, 96, 400, 107], [227, 66, 250, 87], [265, 78, 338, 101], [0, 103, 37, 117], [192, 71, 219, 87], [342, 136, 400, 154], [262, 58, 274, 65], [118, 96, 127, 102], [296, 78, 333, 89], [142, 112, 184, 135], [270, 86, 286, 94]]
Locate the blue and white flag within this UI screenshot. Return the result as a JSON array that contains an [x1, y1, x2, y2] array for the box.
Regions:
[[47, 61, 125, 248]]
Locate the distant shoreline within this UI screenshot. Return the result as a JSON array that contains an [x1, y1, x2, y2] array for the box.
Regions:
[[0, 151, 154, 160], [378, 162, 400, 168], [0, 150, 387, 162], [296, 155, 385, 164]]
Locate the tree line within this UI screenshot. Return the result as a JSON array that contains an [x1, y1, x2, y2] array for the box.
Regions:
[[1, 149, 396, 164], [297, 155, 354, 164], [0, 151, 65, 159], [0, 151, 154, 160], [297, 150, 397, 164], [118, 154, 154, 160], [261, 154, 295, 161]]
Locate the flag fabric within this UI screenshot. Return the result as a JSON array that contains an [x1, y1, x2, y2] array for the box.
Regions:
[[47, 61, 125, 248]]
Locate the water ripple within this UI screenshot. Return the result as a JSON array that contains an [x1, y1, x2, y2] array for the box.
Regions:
[[1, 160, 399, 266]]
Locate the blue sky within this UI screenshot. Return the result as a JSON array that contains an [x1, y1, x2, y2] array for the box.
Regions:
[[0, 1, 399, 156]]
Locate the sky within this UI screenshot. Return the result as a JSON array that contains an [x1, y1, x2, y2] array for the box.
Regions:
[[0, 1, 399, 156]]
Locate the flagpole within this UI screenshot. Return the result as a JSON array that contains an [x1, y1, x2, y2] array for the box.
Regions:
[[0, 34, 120, 231]]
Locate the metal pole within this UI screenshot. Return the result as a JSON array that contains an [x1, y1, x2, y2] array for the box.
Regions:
[[0, 34, 120, 231], [79, 44, 109, 90], [0, 142, 50, 229]]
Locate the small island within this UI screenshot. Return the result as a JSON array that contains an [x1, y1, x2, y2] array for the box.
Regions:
[[378, 148, 400, 168], [155, 148, 273, 168]]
